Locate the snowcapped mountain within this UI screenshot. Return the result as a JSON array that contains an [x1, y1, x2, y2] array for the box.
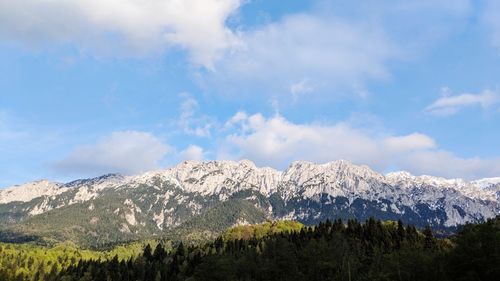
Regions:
[[0, 160, 498, 246]]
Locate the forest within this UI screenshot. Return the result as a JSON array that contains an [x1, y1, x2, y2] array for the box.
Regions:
[[1, 217, 498, 281], [0, 240, 161, 281]]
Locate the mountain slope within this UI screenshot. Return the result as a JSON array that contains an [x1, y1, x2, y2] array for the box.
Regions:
[[1, 159, 498, 247]]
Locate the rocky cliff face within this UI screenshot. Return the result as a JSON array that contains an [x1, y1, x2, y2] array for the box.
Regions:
[[1, 160, 498, 246]]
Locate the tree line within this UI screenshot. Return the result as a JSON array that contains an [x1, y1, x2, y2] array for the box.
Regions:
[[52, 217, 499, 281], [0, 240, 156, 281]]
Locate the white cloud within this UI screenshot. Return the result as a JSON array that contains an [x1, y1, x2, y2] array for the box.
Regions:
[[290, 79, 314, 100], [224, 111, 248, 129], [180, 145, 205, 161], [177, 94, 216, 137], [400, 150, 500, 180], [203, 1, 473, 100], [0, 0, 243, 67], [208, 13, 399, 98], [54, 131, 171, 176], [383, 134, 436, 152], [219, 112, 500, 179], [426, 89, 500, 116], [220, 113, 428, 170]]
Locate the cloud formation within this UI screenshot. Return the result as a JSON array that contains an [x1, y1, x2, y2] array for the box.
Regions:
[[54, 131, 171, 176], [219, 112, 500, 179], [209, 13, 398, 98], [179, 145, 205, 161], [176, 94, 216, 137], [0, 0, 242, 67], [426, 89, 500, 116], [399, 150, 500, 180], [203, 0, 475, 100], [219, 113, 431, 170], [50, 112, 500, 180]]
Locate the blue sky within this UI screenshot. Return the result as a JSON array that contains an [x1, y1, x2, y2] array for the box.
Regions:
[[1, 0, 500, 187]]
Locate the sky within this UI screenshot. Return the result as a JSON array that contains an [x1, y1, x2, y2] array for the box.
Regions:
[[1, 0, 500, 187]]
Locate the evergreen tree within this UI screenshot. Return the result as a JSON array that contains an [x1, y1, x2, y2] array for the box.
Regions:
[[143, 244, 153, 262]]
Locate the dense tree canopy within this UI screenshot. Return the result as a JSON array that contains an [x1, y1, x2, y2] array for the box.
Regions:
[[1, 218, 498, 281], [0, 240, 159, 281], [54, 217, 498, 281]]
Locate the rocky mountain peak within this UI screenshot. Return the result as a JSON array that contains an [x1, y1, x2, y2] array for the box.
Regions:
[[283, 159, 383, 183], [64, 173, 125, 188], [385, 171, 414, 181], [472, 177, 500, 188], [238, 159, 257, 168], [156, 159, 281, 196], [0, 179, 65, 204], [1, 159, 499, 233]]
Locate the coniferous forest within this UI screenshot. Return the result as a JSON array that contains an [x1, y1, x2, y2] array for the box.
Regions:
[[1, 217, 496, 281]]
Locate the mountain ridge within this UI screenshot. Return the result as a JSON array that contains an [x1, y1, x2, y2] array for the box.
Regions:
[[1, 159, 499, 247], [3, 159, 499, 201]]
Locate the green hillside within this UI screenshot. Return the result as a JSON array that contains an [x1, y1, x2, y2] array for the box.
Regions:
[[55, 216, 500, 281], [165, 199, 269, 244], [0, 240, 161, 281]]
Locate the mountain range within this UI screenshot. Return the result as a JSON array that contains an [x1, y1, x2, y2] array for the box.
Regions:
[[1, 159, 499, 247]]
